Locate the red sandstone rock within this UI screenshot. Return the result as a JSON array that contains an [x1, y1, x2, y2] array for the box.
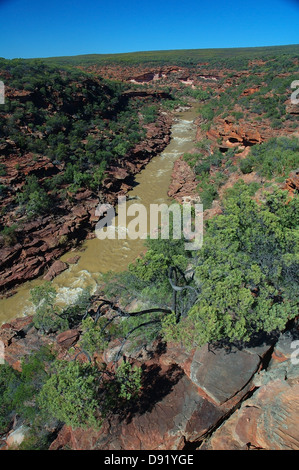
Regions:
[[167, 157, 198, 203], [284, 169, 299, 195], [66, 255, 80, 264], [48, 336, 274, 451], [0, 317, 52, 371], [50, 374, 224, 450], [241, 87, 260, 96], [56, 329, 80, 349], [202, 378, 299, 450], [109, 167, 129, 180], [43, 260, 68, 281]]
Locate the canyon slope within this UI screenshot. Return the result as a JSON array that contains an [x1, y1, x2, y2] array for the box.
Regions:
[[0, 46, 299, 450]]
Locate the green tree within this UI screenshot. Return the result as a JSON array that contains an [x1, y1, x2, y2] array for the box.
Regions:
[[163, 185, 299, 347], [105, 361, 142, 402], [0, 347, 55, 435], [17, 175, 51, 217], [38, 360, 101, 430], [38, 359, 142, 430], [30, 282, 68, 333]]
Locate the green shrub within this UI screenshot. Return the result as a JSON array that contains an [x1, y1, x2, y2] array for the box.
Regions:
[[38, 359, 142, 430], [1, 224, 18, 246], [17, 175, 51, 217], [0, 347, 55, 434], [38, 360, 101, 430], [162, 185, 299, 347], [0, 163, 7, 176], [30, 282, 68, 333], [240, 137, 299, 178], [240, 157, 254, 174]]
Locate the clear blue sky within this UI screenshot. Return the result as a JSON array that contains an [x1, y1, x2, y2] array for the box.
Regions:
[[0, 0, 298, 59]]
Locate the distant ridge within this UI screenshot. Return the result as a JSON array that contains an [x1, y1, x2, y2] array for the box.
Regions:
[[36, 44, 299, 67]]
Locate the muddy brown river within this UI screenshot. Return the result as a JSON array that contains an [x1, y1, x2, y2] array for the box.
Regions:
[[0, 106, 199, 324]]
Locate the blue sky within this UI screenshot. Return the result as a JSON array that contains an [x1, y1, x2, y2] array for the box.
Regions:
[[0, 0, 298, 59]]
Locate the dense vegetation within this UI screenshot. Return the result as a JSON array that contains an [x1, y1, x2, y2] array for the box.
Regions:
[[0, 59, 165, 221], [239, 137, 299, 177], [0, 345, 142, 448]]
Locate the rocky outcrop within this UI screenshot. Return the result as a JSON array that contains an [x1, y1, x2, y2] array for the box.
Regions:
[[43, 260, 68, 281], [201, 331, 299, 450], [206, 116, 263, 150], [0, 196, 98, 293], [284, 169, 299, 195], [167, 156, 198, 203], [83, 65, 186, 85], [49, 335, 275, 450], [49, 330, 299, 451], [5, 425, 29, 449], [0, 315, 51, 371], [241, 87, 260, 96], [1, 311, 298, 451], [56, 329, 80, 349], [286, 99, 299, 115]]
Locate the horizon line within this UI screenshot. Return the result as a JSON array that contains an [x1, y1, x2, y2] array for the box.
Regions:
[[4, 43, 299, 61]]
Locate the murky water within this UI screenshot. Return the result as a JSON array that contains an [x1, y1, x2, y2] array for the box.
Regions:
[[0, 107, 198, 324]]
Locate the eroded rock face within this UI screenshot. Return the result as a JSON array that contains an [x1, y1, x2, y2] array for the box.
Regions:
[[189, 344, 261, 405], [49, 337, 274, 450], [201, 369, 299, 451], [2, 312, 299, 451], [43, 260, 68, 281], [206, 117, 263, 149], [284, 169, 299, 195], [6, 425, 29, 449], [167, 157, 198, 203], [201, 331, 299, 450], [50, 373, 224, 451], [0, 315, 51, 371]]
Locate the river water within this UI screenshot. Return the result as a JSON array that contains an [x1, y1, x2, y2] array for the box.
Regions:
[[0, 106, 198, 324]]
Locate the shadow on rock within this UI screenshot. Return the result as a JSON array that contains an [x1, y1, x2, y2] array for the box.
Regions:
[[119, 363, 184, 423]]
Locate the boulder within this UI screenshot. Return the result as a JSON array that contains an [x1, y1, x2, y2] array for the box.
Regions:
[[43, 260, 68, 281], [202, 364, 299, 450], [56, 329, 80, 349], [0, 315, 52, 371], [167, 157, 198, 203], [201, 330, 299, 450], [284, 169, 299, 196], [6, 425, 29, 448], [66, 255, 80, 264], [189, 344, 262, 405], [159, 339, 273, 406]]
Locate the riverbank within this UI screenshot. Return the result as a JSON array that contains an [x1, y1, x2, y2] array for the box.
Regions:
[[0, 111, 172, 295], [0, 106, 199, 324]]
